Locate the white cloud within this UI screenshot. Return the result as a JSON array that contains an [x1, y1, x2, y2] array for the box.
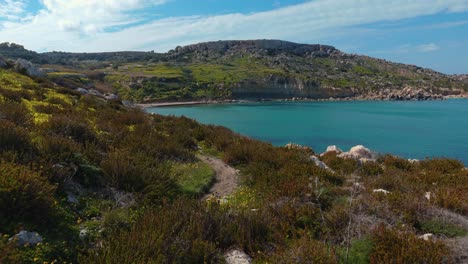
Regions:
[[416, 43, 440, 52], [0, 0, 26, 20], [0, 0, 467, 52]]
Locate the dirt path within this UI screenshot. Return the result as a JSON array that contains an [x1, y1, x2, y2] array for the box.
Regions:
[[198, 155, 239, 199]]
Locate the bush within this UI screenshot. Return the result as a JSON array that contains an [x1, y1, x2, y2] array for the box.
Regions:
[[420, 219, 467, 238], [0, 101, 32, 126], [45, 114, 96, 144], [0, 120, 32, 154], [0, 162, 57, 232], [370, 225, 451, 263]]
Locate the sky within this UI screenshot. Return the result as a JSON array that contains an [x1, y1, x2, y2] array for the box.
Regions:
[[0, 0, 467, 74]]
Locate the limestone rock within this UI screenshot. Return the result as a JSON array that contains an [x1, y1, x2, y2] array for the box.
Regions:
[[321, 145, 343, 156], [9, 231, 43, 246], [373, 189, 390, 195], [419, 233, 434, 241], [14, 59, 45, 77], [285, 143, 311, 152], [338, 145, 376, 162], [225, 249, 252, 264], [310, 156, 334, 173]]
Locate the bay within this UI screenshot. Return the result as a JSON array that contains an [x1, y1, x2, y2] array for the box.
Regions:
[[147, 99, 468, 165]]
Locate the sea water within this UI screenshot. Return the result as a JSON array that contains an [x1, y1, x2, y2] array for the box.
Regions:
[[147, 99, 468, 165]]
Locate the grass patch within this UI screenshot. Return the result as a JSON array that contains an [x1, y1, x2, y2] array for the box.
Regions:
[[420, 219, 467, 238], [172, 161, 216, 196]]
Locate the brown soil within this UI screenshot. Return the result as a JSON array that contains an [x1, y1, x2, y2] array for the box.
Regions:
[[198, 155, 239, 199]]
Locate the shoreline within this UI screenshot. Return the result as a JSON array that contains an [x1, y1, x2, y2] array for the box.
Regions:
[[137, 94, 468, 108]]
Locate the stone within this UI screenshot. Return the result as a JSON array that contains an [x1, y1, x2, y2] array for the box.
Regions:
[[105, 94, 118, 100], [0, 57, 7, 68], [321, 145, 343, 156], [14, 59, 45, 77], [9, 231, 43, 247], [76, 88, 89, 94], [338, 145, 376, 161], [373, 189, 390, 195], [309, 156, 334, 173], [419, 233, 434, 241], [224, 249, 252, 264], [424, 192, 432, 201], [66, 192, 79, 204]]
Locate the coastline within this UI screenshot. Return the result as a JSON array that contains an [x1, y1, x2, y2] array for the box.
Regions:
[[137, 94, 468, 108]]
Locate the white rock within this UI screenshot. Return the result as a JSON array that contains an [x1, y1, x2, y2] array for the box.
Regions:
[[424, 192, 432, 201], [408, 159, 420, 164], [321, 145, 343, 156], [373, 189, 390, 195], [338, 145, 376, 161], [310, 156, 334, 173], [419, 233, 434, 241], [9, 231, 43, 246], [225, 249, 252, 264], [76, 88, 89, 94]]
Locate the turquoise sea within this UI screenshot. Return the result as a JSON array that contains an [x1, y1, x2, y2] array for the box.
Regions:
[[147, 99, 468, 165]]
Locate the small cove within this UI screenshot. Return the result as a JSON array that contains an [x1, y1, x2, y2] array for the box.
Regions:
[[147, 99, 468, 165]]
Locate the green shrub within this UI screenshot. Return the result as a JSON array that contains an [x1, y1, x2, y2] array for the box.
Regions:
[[0, 101, 32, 126], [0, 162, 57, 232], [45, 114, 96, 144], [420, 219, 467, 238], [0, 120, 32, 153]]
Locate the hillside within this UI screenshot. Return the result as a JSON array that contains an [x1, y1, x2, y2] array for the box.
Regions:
[[1, 40, 466, 103], [0, 60, 467, 263]]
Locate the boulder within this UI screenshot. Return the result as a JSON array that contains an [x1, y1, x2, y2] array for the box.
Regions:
[[338, 145, 376, 161], [225, 249, 252, 264], [0, 57, 7, 68], [76, 88, 89, 94], [309, 156, 334, 173], [14, 59, 45, 77], [321, 145, 343, 156], [9, 231, 43, 247]]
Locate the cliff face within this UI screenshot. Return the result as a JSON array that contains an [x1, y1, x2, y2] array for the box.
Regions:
[[230, 75, 355, 99]]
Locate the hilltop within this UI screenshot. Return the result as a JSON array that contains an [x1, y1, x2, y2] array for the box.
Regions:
[[1, 40, 466, 103]]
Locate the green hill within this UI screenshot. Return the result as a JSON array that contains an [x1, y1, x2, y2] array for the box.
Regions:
[[1, 40, 466, 103]]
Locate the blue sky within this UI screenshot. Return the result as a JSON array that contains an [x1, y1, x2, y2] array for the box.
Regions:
[[0, 0, 467, 74]]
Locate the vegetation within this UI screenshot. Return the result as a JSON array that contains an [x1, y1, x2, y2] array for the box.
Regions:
[[0, 52, 467, 263]]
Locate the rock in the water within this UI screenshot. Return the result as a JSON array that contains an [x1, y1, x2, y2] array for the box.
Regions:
[[321, 145, 343, 156], [14, 59, 45, 77], [224, 249, 252, 264], [9, 231, 43, 246], [310, 156, 334, 173]]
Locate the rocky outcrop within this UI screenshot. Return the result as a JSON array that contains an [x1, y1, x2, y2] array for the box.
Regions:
[[169, 39, 339, 59], [357, 86, 443, 101], [0, 57, 7, 68], [9, 231, 43, 246], [310, 156, 334, 173], [14, 59, 45, 77], [338, 145, 377, 162], [321, 145, 343, 156]]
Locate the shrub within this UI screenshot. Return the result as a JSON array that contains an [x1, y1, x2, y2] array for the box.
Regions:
[[0, 162, 57, 232], [45, 114, 96, 143], [420, 219, 467, 238], [0, 101, 32, 126], [370, 225, 451, 263], [0, 120, 32, 153], [265, 236, 337, 264]]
